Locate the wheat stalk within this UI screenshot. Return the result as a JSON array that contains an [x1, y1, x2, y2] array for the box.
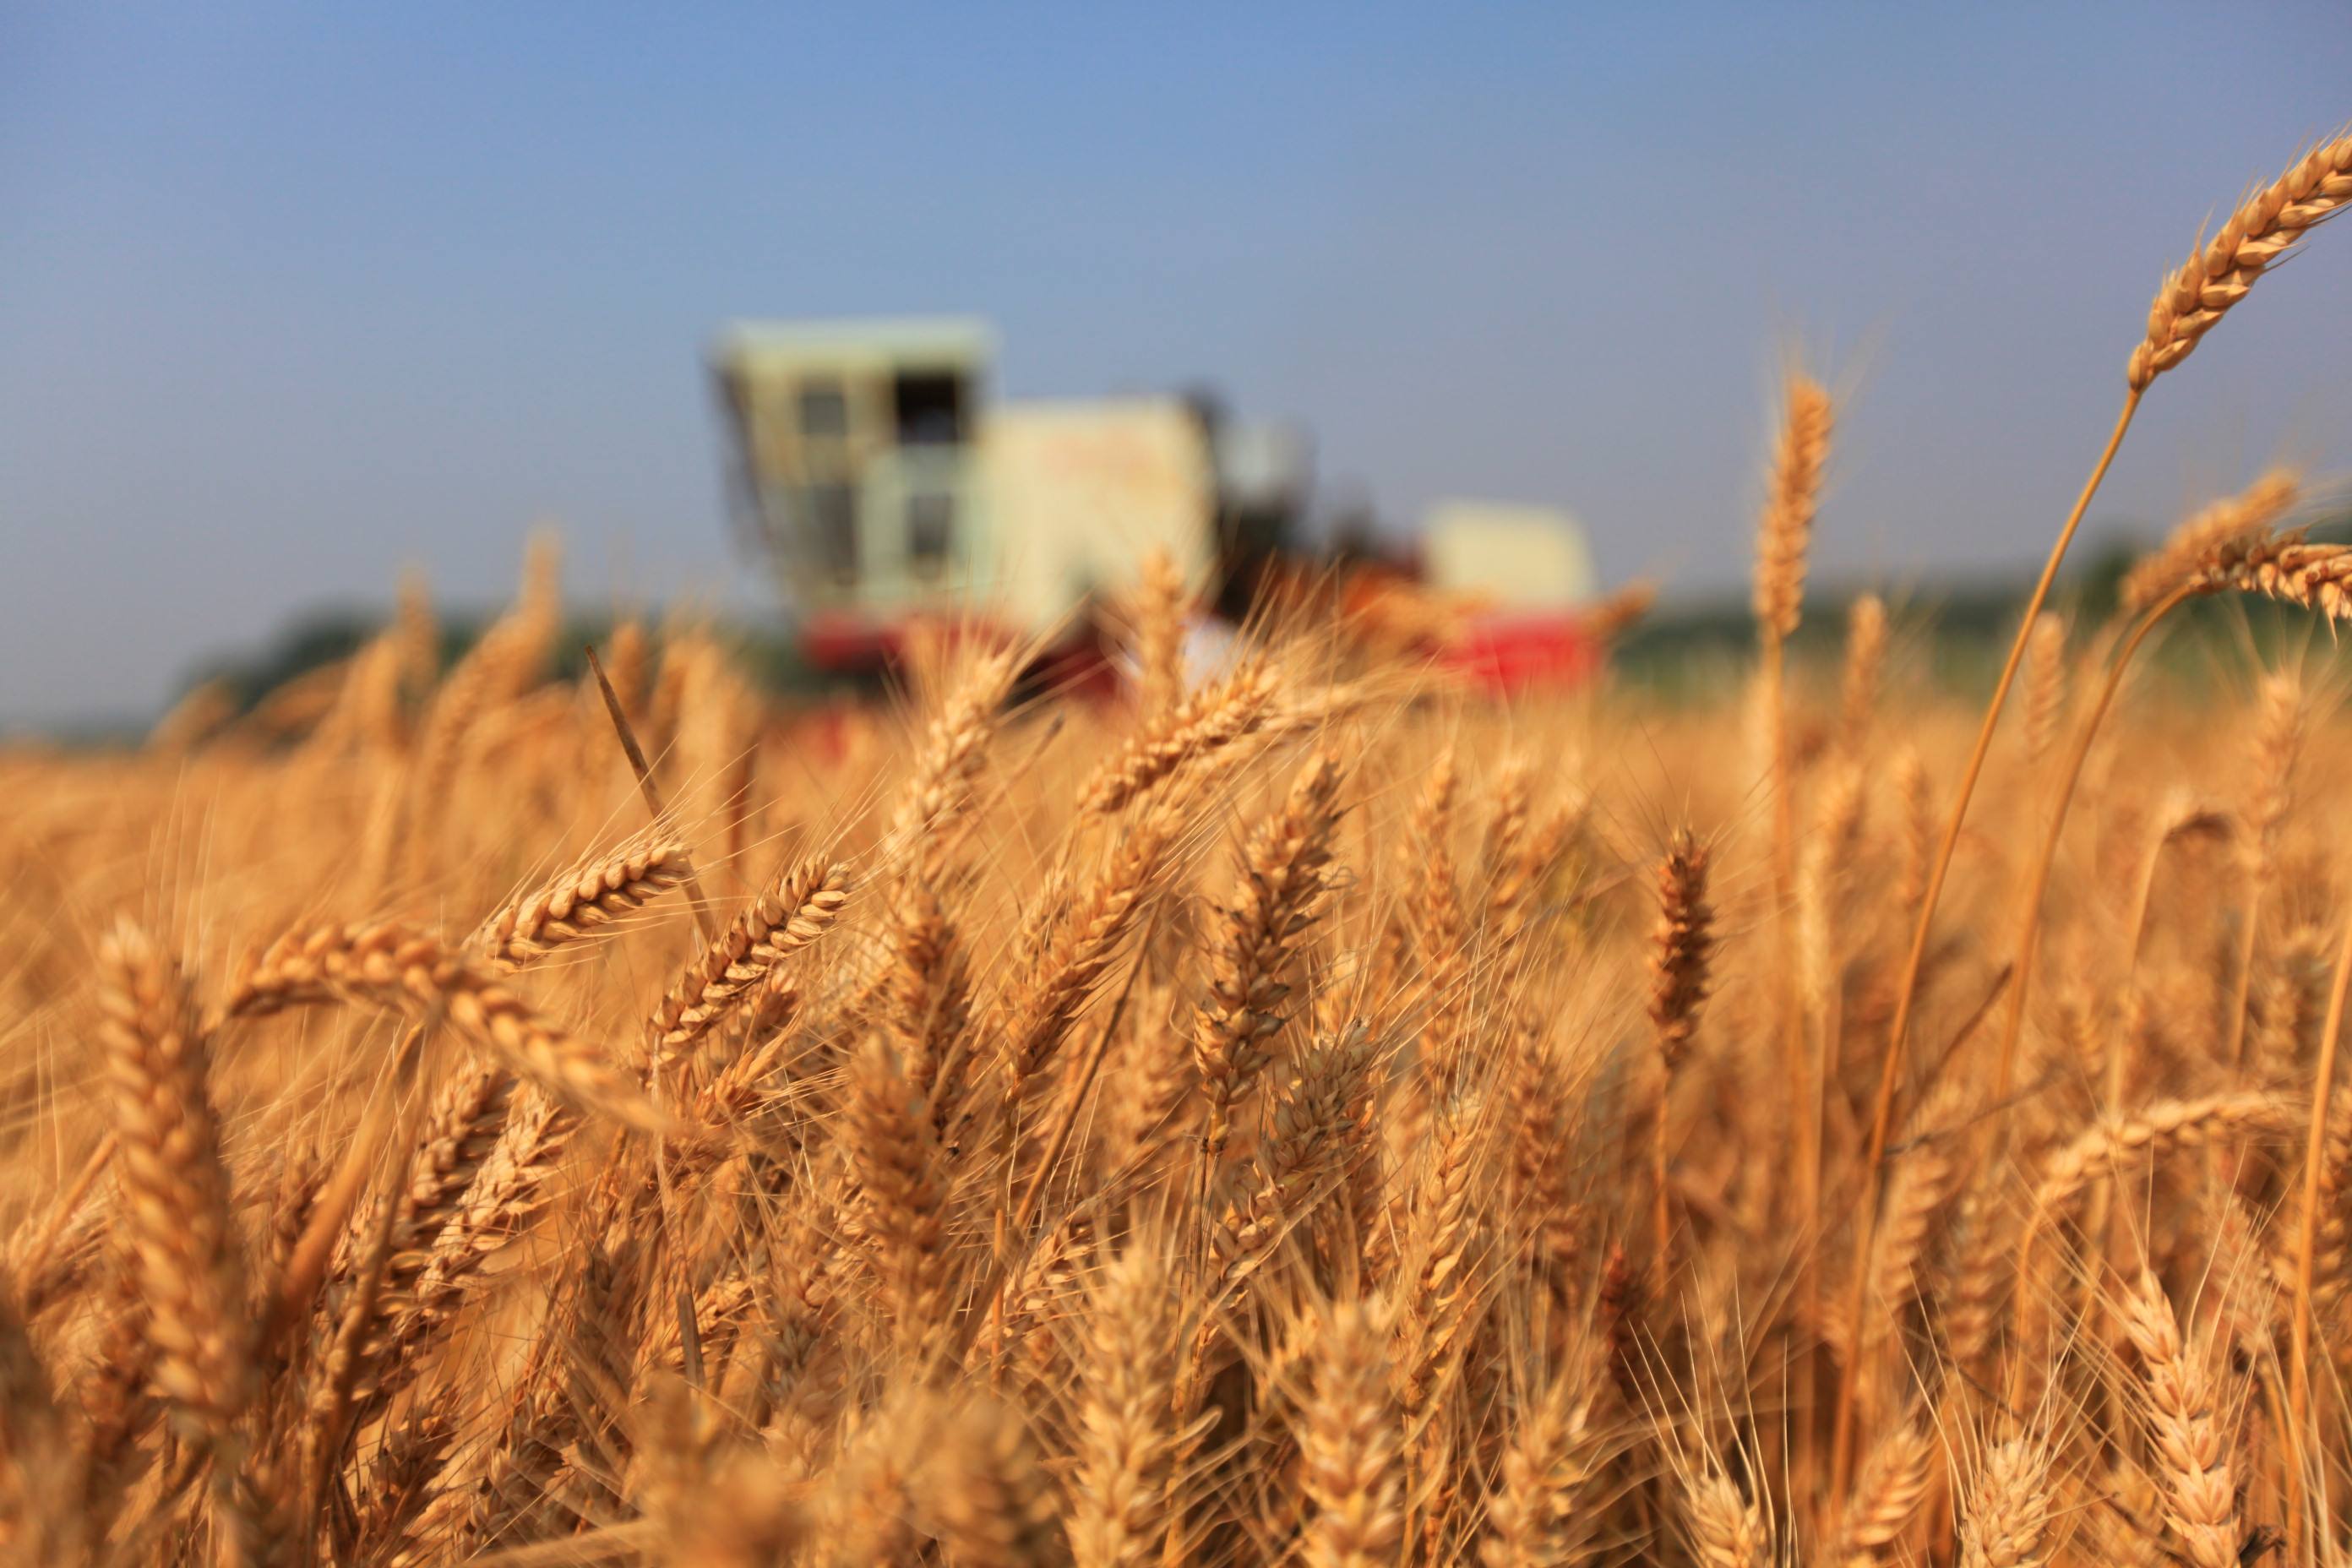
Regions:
[[1841, 129, 2352, 1494]]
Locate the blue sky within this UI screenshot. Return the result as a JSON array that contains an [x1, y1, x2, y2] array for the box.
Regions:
[[5, 2, 2350, 722]]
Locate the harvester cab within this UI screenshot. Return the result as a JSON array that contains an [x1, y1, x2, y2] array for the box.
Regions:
[[712, 318, 995, 667], [710, 317, 1312, 673]]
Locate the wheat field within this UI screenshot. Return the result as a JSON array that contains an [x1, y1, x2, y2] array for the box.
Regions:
[[5, 135, 2352, 1568]]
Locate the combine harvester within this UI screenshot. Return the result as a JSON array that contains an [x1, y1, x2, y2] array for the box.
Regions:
[[1419, 500, 1606, 691], [709, 316, 1617, 694]]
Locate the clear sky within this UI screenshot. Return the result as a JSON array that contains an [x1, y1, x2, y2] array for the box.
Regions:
[[6, 2, 2350, 724]]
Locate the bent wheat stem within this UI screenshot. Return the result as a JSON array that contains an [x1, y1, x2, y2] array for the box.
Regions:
[[2289, 900, 2352, 1546], [1832, 386, 2139, 1495], [1988, 584, 2193, 1117]]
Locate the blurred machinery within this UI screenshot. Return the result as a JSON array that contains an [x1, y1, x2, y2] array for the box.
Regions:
[[710, 316, 1606, 689], [1419, 500, 1604, 689], [712, 318, 1306, 668]]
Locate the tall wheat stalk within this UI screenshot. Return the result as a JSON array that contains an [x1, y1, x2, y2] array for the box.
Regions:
[[1835, 133, 2352, 1494], [1752, 373, 1832, 1218]]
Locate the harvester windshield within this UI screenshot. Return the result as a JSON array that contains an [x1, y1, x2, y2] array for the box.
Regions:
[[712, 318, 994, 654], [711, 316, 1218, 670]]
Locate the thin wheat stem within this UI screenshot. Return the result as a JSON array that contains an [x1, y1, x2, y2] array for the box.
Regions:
[[2288, 904, 2352, 1549], [1988, 585, 2191, 1118], [1832, 384, 2141, 1497]]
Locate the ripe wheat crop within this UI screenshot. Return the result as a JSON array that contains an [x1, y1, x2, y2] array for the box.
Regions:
[[6, 133, 2352, 1566]]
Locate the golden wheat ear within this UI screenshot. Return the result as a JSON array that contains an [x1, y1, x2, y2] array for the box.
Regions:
[[1116, 544, 1192, 724], [1647, 831, 1715, 1079], [1478, 1369, 1598, 1568], [1077, 656, 1277, 818], [2129, 133, 2352, 390], [1752, 373, 1833, 645], [2116, 1269, 2243, 1568], [1682, 1467, 1771, 1568], [645, 856, 851, 1069], [841, 1033, 952, 1362], [471, 832, 696, 971], [95, 918, 253, 1445], [2119, 469, 2301, 612], [913, 1396, 1066, 1568], [1837, 1419, 1935, 1565], [1193, 748, 1345, 1173], [230, 921, 667, 1133], [2021, 611, 2067, 770], [1838, 591, 1889, 751], [1585, 576, 1658, 648], [1296, 1296, 1406, 1568], [1061, 1239, 1186, 1568], [1959, 1438, 2054, 1568]]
